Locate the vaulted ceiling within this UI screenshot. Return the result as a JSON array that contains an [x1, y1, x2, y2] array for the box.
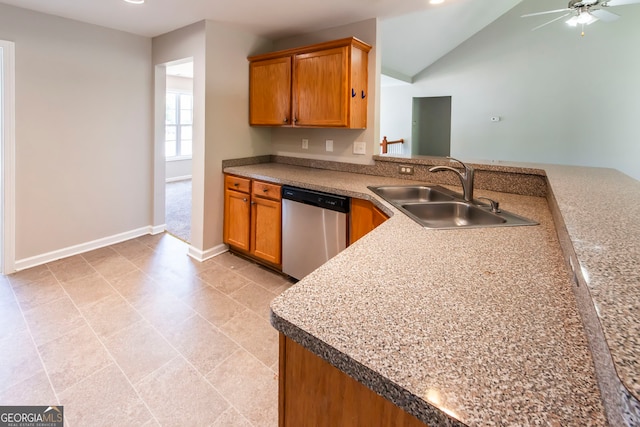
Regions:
[[0, 0, 523, 79]]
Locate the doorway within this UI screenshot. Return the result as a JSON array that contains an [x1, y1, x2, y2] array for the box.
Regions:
[[0, 40, 16, 275], [411, 96, 452, 157], [164, 60, 193, 243]]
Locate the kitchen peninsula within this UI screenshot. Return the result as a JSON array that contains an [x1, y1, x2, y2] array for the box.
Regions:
[[223, 156, 639, 426]]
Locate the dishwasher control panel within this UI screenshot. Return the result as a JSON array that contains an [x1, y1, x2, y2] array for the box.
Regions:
[[282, 186, 349, 213]]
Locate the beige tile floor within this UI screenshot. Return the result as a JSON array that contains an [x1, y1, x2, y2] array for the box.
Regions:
[[0, 233, 294, 427]]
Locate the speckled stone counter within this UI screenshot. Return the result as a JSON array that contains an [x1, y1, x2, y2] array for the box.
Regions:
[[544, 165, 640, 426], [224, 162, 611, 426]]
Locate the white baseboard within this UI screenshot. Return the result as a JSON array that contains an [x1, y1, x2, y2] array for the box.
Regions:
[[150, 224, 166, 235], [187, 243, 228, 263], [14, 226, 157, 272], [165, 175, 192, 183]]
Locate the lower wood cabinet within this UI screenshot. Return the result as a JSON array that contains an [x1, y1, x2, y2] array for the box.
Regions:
[[250, 195, 281, 265], [350, 198, 389, 244], [278, 334, 428, 427], [223, 174, 282, 266]]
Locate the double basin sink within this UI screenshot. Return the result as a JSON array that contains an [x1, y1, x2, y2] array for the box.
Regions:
[[368, 185, 538, 229]]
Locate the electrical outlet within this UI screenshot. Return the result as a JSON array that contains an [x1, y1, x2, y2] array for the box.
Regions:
[[353, 141, 366, 155], [326, 140, 333, 152], [399, 165, 414, 175], [302, 138, 309, 149]]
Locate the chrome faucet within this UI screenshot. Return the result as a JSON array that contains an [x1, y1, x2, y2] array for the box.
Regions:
[[429, 157, 475, 202]]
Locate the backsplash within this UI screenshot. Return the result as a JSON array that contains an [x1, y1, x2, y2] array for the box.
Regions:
[[222, 155, 548, 197]]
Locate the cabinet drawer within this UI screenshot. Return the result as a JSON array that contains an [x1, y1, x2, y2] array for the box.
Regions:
[[252, 181, 281, 201], [225, 175, 250, 193]]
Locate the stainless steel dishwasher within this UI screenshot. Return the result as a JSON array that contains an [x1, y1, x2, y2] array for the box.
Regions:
[[281, 186, 350, 280]]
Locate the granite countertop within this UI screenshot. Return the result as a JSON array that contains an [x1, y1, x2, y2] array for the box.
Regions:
[[223, 162, 620, 426], [544, 166, 640, 418]]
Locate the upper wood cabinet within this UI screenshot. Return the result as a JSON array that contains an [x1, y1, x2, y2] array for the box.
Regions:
[[249, 57, 292, 126], [248, 37, 371, 129]]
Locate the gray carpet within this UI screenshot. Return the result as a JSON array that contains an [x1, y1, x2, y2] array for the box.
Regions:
[[165, 179, 192, 242]]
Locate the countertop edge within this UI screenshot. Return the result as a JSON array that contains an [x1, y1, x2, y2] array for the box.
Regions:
[[270, 312, 465, 427]]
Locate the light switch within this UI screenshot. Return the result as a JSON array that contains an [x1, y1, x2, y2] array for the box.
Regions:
[[353, 141, 366, 155]]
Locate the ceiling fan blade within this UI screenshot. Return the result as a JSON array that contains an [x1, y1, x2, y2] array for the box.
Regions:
[[591, 8, 621, 20], [602, 0, 640, 6], [531, 13, 573, 31], [522, 8, 571, 18]]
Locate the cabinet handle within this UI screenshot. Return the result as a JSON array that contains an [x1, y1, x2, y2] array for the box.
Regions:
[[351, 88, 356, 98], [263, 189, 268, 193], [283, 118, 288, 123], [361, 90, 366, 99], [234, 183, 239, 187]]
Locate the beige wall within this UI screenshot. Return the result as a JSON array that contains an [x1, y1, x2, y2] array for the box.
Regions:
[[0, 4, 152, 263], [269, 18, 380, 165], [153, 22, 206, 249], [202, 21, 273, 251], [0, 3, 379, 265], [153, 21, 273, 256]]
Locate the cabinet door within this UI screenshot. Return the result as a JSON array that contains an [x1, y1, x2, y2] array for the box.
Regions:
[[349, 46, 368, 129], [251, 196, 282, 265], [224, 188, 251, 251], [350, 198, 388, 244], [293, 47, 348, 127], [280, 335, 428, 427], [372, 205, 387, 228], [249, 57, 292, 126]]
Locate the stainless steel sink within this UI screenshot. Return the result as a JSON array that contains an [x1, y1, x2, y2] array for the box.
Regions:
[[367, 185, 454, 203], [401, 201, 506, 228], [368, 185, 538, 229]]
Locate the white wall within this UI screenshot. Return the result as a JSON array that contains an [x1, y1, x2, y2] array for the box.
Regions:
[[269, 19, 380, 165], [166, 75, 193, 180], [0, 4, 152, 262], [381, 0, 640, 180]]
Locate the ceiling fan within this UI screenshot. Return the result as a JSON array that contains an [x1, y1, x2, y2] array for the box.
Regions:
[[522, 0, 640, 34]]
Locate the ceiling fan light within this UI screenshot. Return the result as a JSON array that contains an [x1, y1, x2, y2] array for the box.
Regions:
[[124, 0, 144, 4], [566, 16, 579, 26], [577, 11, 598, 24]]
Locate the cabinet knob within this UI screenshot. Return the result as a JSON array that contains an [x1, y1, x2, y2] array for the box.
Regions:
[[293, 117, 298, 123], [234, 182, 239, 187], [263, 189, 268, 193], [242, 198, 248, 202], [283, 118, 288, 123], [250, 201, 256, 205]]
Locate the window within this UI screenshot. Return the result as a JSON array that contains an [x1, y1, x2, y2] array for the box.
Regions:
[[165, 91, 193, 159]]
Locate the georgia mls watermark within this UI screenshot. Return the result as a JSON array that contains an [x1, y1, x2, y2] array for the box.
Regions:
[[0, 406, 63, 427]]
